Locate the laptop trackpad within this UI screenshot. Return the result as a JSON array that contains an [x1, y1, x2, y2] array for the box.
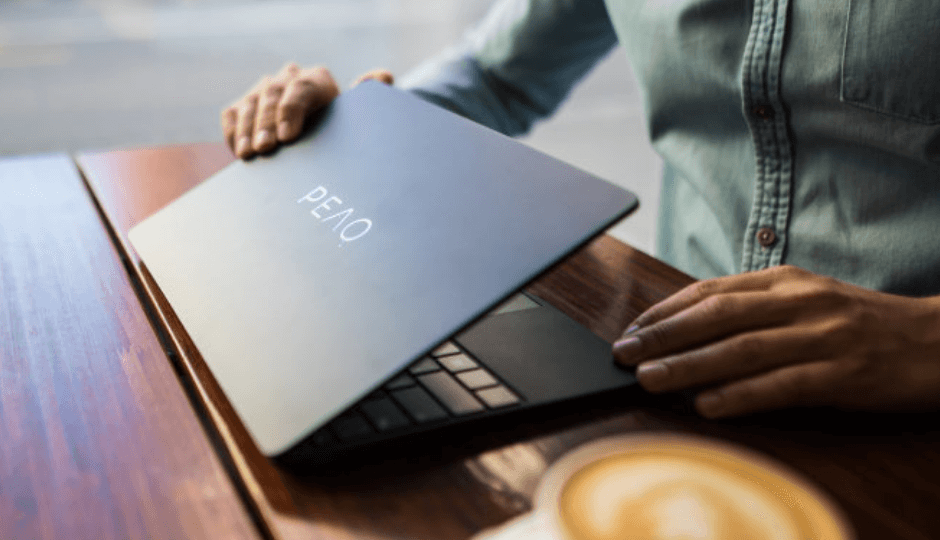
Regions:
[[454, 302, 637, 404]]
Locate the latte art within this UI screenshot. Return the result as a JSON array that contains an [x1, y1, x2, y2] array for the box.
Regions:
[[542, 436, 853, 540], [473, 435, 853, 540], [559, 455, 813, 539]]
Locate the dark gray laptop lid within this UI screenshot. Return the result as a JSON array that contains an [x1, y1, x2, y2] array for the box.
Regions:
[[129, 81, 637, 456]]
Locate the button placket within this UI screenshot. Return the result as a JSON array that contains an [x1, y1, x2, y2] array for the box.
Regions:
[[740, 0, 795, 272]]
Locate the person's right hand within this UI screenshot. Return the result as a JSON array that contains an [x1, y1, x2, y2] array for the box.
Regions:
[[221, 63, 393, 159]]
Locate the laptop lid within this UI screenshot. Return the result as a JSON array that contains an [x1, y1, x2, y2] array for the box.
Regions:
[[129, 81, 637, 456]]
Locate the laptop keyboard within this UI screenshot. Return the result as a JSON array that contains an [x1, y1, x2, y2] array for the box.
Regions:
[[311, 340, 523, 445]]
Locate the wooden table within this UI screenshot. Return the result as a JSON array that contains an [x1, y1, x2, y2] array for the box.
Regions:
[[3, 142, 940, 539]]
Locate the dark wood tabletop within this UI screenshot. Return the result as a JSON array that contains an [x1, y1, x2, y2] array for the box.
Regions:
[[0, 153, 259, 540], [1, 141, 931, 539]]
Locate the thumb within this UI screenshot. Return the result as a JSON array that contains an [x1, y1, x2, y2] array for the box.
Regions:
[[351, 69, 394, 88]]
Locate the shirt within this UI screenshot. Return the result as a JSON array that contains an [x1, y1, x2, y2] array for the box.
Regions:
[[399, 0, 940, 296]]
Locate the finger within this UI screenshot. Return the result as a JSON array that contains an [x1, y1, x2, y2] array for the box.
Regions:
[[351, 69, 394, 87], [631, 324, 823, 392], [220, 106, 238, 153], [614, 290, 798, 365], [252, 79, 285, 154], [282, 62, 301, 77], [624, 266, 802, 335], [275, 66, 339, 142], [233, 93, 259, 159], [250, 64, 300, 152], [694, 361, 835, 418]]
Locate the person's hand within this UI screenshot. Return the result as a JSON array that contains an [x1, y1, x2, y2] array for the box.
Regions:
[[221, 63, 393, 159], [613, 265, 940, 418]]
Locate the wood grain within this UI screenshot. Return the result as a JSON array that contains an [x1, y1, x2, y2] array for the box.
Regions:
[[0, 154, 259, 540], [77, 143, 940, 540]]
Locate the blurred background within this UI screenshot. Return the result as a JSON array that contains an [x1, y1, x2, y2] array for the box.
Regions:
[[0, 0, 662, 252]]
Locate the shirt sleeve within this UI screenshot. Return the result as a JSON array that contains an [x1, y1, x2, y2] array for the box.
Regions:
[[398, 0, 619, 136]]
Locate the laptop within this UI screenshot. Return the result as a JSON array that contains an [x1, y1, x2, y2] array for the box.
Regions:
[[129, 81, 639, 467]]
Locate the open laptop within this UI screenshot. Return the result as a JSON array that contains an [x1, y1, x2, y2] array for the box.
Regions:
[[129, 81, 639, 467]]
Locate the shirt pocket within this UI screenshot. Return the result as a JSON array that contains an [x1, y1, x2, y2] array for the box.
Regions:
[[841, 1, 940, 125]]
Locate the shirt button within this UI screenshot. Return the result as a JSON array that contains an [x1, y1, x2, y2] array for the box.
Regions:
[[756, 227, 777, 248], [752, 104, 775, 120]]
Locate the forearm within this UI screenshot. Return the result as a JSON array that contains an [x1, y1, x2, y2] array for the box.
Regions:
[[399, 0, 618, 137], [402, 52, 538, 136]]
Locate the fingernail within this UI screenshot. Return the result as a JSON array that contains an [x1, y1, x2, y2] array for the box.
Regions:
[[254, 129, 272, 150], [613, 336, 642, 364], [636, 362, 668, 388], [625, 324, 640, 334], [696, 392, 723, 417], [236, 136, 251, 157]]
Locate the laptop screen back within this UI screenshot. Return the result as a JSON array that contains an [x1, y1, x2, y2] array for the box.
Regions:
[[129, 82, 637, 456]]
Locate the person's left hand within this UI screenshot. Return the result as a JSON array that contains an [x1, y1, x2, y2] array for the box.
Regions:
[[613, 265, 940, 418]]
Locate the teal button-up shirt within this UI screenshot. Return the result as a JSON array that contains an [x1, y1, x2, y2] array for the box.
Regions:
[[400, 0, 940, 295]]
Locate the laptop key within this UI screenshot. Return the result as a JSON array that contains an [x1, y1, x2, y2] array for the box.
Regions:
[[360, 398, 411, 431], [409, 357, 441, 375], [431, 342, 461, 357], [456, 369, 499, 390], [476, 386, 521, 409], [331, 412, 375, 441], [384, 372, 417, 390], [310, 429, 336, 447], [419, 371, 485, 415], [437, 353, 478, 373], [365, 389, 386, 401], [391, 387, 448, 423]]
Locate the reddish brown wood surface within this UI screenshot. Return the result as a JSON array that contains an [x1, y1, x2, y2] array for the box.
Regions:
[[77, 143, 940, 540], [0, 154, 259, 540]]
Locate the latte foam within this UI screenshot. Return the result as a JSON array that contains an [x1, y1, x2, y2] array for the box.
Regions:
[[540, 436, 852, 540]]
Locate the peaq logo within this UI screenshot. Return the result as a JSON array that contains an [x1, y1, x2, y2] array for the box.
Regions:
[[297, 186, 373, 247]]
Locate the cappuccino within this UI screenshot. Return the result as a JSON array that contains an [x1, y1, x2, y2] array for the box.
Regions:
[[475, 435, 853, 540]]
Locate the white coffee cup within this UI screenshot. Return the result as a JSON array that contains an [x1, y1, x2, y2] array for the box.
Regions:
[[473, 434, 854, 540]]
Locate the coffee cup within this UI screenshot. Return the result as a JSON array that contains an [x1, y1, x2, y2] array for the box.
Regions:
[[473, 434, 854, 540]]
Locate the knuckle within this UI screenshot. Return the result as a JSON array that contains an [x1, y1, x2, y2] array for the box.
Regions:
[[241, 93, 259, 110], [262, 83, 285, 100], [819, 288, 852, 311], [775, 264, 807, 279], [690, 280, 717, 303], [731, 333, 763, 360], [236, 108, 256, 129], [310, 67, 339, 92], [659, 356, 686, 381], [640, 323, 671, 353], [664, 352, 707, 382], [785, 279, 848, 308], [254, 112, 275, 129], [290, 77, 317, 94], [698, 295, 734, 320], [824, 315, 857, 345]]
